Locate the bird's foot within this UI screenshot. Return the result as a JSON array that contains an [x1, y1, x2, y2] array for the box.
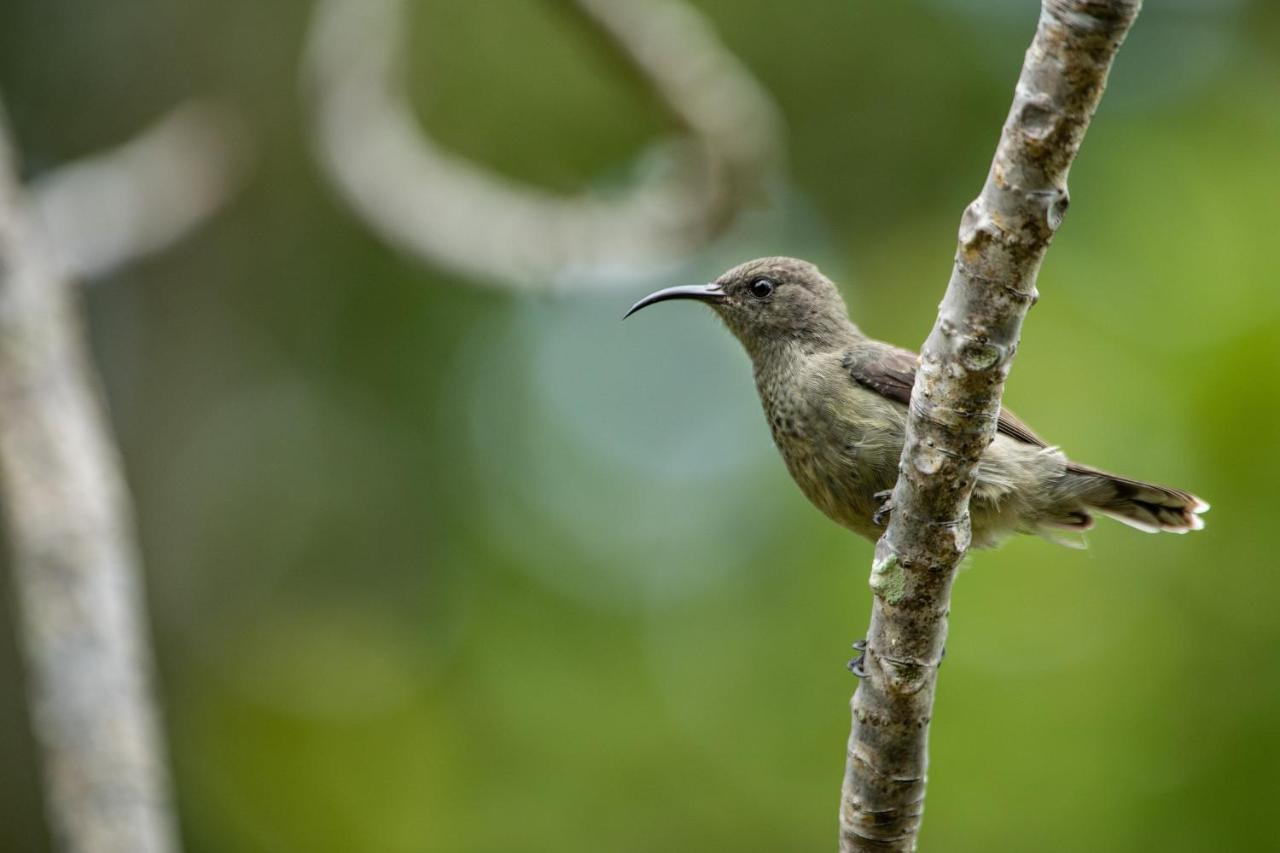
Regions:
[[872, 490, 895, 527], [847, 639, 868, 677]]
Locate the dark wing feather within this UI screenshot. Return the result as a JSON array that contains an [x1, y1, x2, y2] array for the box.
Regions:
[[842, 345, 1048, 448]]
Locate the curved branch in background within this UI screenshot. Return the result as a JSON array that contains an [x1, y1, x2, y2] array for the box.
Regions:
[[30, 101, 248, 281], [303, 0, 783, 290], [0, 95, 243, 853], [839, 2, 1141, 850]]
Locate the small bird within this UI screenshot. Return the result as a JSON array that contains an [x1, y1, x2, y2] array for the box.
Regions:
[[626, 257, 1207, 548]]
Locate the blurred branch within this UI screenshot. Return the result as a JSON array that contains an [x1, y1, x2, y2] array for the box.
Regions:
[[30, 101, 248, 281], [302, 0, 783, 290], [0, 101, 188, 852], [839, 2, 1140, 850]]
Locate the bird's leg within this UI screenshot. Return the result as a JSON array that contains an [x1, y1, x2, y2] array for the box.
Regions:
[[847, 639, 867, 677], [872, 489, 895, 527]]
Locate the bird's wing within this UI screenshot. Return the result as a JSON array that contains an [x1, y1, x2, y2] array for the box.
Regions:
[[842, 345, 1048, 448]]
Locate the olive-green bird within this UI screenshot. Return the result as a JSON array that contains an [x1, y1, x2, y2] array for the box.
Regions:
[[627, 257, 1207, 548]]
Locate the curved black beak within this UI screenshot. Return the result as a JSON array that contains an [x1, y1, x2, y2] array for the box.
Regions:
[[624, 283, 725, 319]]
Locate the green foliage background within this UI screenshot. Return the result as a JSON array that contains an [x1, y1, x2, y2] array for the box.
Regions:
[[1, 1, 1277, 850]]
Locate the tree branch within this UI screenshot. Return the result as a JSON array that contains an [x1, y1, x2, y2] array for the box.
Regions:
[[29, 101, 248, 281], [0, 100, 181, 853], [839, 2, 1141, 849], [302, 0, 782, 290]]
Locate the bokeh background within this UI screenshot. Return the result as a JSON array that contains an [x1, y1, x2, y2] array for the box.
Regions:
[[1, 1, 1278, 850]]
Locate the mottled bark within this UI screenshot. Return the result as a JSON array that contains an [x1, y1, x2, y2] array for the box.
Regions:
[[838, 2, 1141, 850], [0, 103, 180, 853]]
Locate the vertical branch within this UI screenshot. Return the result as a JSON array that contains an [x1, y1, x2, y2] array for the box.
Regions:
[[0, 103, 180, 852], [839, 2, 1141, 850]]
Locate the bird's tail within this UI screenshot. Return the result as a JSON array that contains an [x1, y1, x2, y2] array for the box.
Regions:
[[1064, 463, 1209, 534]]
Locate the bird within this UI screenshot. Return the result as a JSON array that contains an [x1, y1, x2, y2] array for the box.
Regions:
[[625, 256, 1208, 549]]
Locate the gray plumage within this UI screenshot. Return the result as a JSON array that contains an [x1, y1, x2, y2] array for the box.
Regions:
[[628, 256, 1208, 548]]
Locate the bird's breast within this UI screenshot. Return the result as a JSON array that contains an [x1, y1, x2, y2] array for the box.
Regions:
[[757, 374, 886, 538]]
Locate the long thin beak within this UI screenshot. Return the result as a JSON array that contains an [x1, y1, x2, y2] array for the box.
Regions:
[[624, 283, 725, 319]]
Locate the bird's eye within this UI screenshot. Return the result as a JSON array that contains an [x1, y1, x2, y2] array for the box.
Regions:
[[749, 277, 776, 299]]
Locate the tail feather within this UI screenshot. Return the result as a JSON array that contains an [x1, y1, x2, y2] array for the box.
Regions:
[[1064, 463, 1208, 534]]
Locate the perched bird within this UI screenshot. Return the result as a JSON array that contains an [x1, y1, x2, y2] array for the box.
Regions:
[[626, 257, 1207, 549]]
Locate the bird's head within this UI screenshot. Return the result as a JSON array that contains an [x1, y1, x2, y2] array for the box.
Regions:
[[625, 257, 854, 356]]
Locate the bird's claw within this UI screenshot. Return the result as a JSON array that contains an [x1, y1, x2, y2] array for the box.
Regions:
[[848, 638, 868, 677], [872, 490, 895, 527]]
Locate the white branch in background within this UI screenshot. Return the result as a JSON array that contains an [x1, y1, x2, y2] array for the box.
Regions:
[[0, 95, 242, 852], [303, 0, 783, 290], [30, 101, 248, 281], [0, 101, 183, 853]]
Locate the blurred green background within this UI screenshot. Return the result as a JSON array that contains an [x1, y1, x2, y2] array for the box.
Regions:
[[1, 1, 1278, 850]]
